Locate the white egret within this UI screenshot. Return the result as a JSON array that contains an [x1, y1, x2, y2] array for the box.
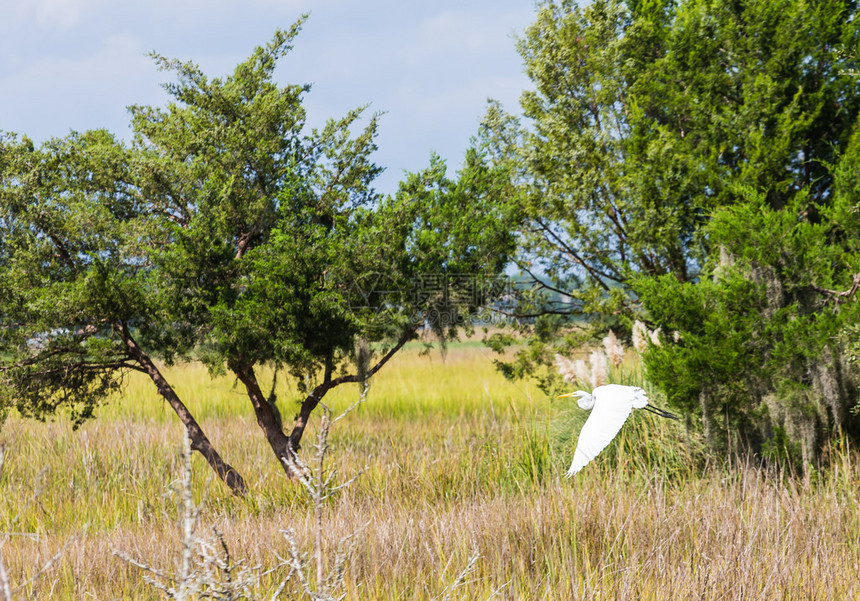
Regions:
[[559, 384, 679, 477]]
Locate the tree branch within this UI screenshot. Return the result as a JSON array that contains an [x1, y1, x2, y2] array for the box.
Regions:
[[530, 217, 622, 288], [513, 260, 576, 299], [812, 273, 860, 305], [288, 324, 418, 452], [119, 322, 248, 495], [235, 231, 253, 260], [334, 324, 417, 385]]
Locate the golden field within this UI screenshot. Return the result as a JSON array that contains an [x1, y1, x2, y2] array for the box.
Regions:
[[1, 342, 859, 599]]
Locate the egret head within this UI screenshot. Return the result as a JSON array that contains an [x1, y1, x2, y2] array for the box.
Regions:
[[558, 389, 595, 410]]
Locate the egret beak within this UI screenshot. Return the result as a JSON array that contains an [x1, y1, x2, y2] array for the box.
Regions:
[[557, 392, 579, 398]]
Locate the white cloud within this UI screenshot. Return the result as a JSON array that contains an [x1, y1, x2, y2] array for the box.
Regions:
[[419, 10, 508, 54], [0, 33, 163, 139], [34, 0, 82, 29], [5, 0, 106, 31], [0, 0, 536, 193]]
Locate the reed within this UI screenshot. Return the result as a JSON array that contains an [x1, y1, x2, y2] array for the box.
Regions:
[[0, 342, 858, 599]]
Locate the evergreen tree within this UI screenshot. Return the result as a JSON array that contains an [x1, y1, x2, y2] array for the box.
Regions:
[[0, 21, 517, 491], [485, 0, 860, 461]]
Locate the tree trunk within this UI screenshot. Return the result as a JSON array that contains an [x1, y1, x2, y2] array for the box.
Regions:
[[120, 328, 248, 496], [232, 362, 296, 476], [288, 327, 417, 455], [235, 326, 418, 478], [289, 380, 334, 455]]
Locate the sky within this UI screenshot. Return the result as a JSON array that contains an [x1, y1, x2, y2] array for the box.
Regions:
[[0, 0, 536, 195]]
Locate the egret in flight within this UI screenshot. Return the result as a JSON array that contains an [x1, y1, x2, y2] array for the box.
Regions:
[[559, 384, 679, 477]]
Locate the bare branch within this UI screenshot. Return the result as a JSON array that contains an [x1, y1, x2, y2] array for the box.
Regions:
[[531, 217, 622, 288], [0, 546, 11, 601], [289, 324, 417, 452], [512, 260, 576, 300], [11, 538, 77, 596], [331, 380, 370, 424], [109, 547, 176, 591], [812, 273, 860, 305]]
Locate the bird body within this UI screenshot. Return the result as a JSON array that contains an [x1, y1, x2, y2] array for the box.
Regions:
[[560, 384, 678, 477]]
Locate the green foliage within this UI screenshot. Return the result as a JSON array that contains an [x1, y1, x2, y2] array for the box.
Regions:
[[487, 0, 859, 306], [831, 126, 860, 365], [636, 110, 860, 465], [0, 19, 519, 451], [635, 185, 860, 465], [126, 18, 388, 380], [392, 149, 521, 338], [483, 0, 860, 459], [0, 129, 144, 425], [127, 20, 519, 393]]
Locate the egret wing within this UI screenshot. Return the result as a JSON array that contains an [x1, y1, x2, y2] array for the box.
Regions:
[[566, 399, 633, 476]]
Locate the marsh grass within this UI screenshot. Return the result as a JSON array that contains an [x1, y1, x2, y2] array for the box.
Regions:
[[1, 342, 859, 599]]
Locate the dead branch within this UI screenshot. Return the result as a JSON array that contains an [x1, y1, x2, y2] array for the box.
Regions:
[[812, 273, 860, 304]]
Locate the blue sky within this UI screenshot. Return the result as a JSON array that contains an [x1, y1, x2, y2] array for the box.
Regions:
[[0, 0, 535, 195]]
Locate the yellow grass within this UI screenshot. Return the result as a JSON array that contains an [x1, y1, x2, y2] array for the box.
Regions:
[[1, 342, 859, 599]]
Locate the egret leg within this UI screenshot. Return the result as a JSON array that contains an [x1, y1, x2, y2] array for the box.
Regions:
[[643, 404, 680, 420]]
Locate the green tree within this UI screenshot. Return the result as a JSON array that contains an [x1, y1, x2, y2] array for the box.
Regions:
[[0, 128, 249, 494], [491, 0, 859, 315], [0, 21, 518, 491], [636, 90, 860, 464], [635, 181, 860, 466], [477, 0, 860, 463], [485, 0, 860, 380], [629, 0, 860, 464]]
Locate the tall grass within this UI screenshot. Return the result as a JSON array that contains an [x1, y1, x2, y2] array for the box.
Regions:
[[1, 342, 859, 599]]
